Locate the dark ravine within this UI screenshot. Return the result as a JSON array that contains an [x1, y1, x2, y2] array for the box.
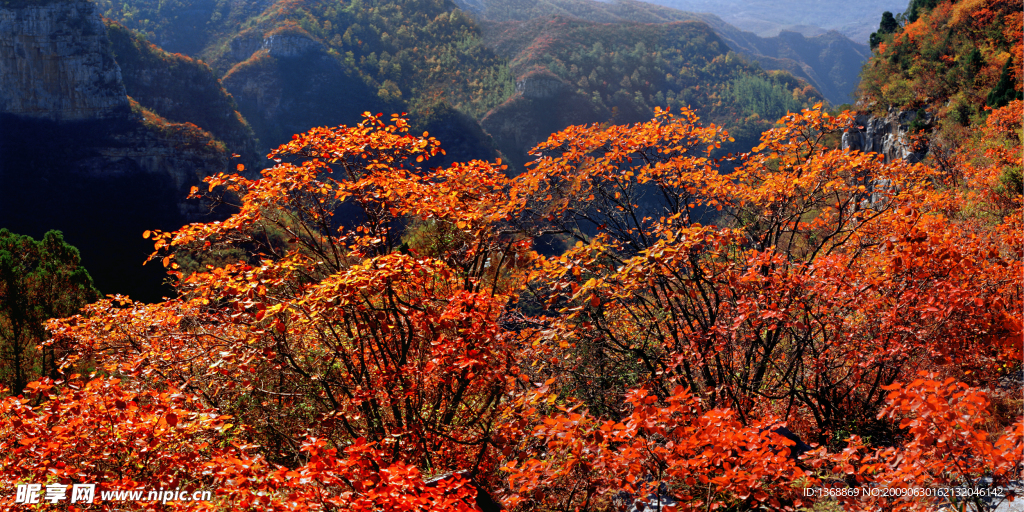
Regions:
[[0, 114, 219, 301]]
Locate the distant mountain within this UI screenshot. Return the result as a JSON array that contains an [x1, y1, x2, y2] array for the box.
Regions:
[[95, 0, 511, 164], [459, 0, 870, 106], [635, 0, 909, 45], [92, 0, 869, 174]]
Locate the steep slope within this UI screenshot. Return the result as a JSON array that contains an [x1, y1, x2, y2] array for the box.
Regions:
[[220, 25, 388, 149], [0, 0, 232, 301], [90, 0, 255, 56], [106, 20, 260, 163], [859, 0, 1021, 121]]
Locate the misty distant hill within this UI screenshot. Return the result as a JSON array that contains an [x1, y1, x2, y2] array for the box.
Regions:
[[635, 0, 909, 45]]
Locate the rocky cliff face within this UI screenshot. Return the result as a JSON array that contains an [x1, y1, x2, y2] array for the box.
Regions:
[[264, 33, 325, 58], [229, 31, 266, 64], [842, 108, 930, 163], [0, 1, 129, 120], [0, 0, 231, 207], [0, 0, 235, 299]]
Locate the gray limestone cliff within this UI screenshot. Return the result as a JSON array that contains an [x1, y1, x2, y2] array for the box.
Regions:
[[0, 1, 129, 120], [264, 33, 325, 58], [0, 0, 238, 299], [842, 108, 931, 163], [0, 0, 232, 220]]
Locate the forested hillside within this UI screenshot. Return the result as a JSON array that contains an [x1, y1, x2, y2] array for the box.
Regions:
[[860, 0, 1021, 128], [94, 0, 516, 150], [480, 16, 821, 167], [855, 0, 1022, 200], [461, 0, 870, 107]]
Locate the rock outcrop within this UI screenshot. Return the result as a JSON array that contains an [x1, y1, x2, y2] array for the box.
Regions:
[[0, 1, 129, 120], [515, 72, 567, 99], [229, 31, 266, 63], [264, 33, 324, 58], [220, 27, 325, 71], [842, 108, 931, 162]]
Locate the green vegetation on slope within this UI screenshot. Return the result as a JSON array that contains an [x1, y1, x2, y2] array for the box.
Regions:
[[860, 0, 1021, 125], [98, 0, 516, 121], [857, 0, 1022, 217]]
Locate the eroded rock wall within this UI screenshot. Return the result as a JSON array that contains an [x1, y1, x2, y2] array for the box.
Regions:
[[842, 108, 930, 162], [515, 76, 567, 99], [0, 1, 129, 120]]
